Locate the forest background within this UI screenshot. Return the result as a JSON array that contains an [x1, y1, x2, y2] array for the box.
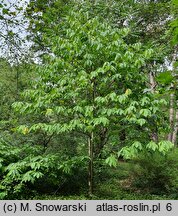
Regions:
[[0, 0, 178, 200]]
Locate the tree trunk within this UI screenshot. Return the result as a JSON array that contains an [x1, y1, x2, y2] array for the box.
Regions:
[[88, 132, 94, 196], [168, 93, 175, 142], [149, 70, 158, 142], [172, 100, 178, 145], [149, 71, 156, 93]]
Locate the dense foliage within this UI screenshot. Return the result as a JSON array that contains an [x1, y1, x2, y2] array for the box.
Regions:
[[0, 0, 177, 199]]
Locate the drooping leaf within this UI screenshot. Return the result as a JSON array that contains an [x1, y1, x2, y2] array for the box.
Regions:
[[105, 155, 117, 167]]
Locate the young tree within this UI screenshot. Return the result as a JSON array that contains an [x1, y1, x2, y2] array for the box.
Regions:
[[13, 2, 157, 194]]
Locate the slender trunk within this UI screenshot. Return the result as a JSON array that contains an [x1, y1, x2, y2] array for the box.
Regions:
[[88, 132, 94, 196], [88, 75, 96, 196], [149, 70, 158, 142], [149, 71, 156, 93], [168, 93, 175, 142], [172, 100, 178, 145]]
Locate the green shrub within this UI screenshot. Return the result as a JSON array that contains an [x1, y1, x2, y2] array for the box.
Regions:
[[131, 149, 178, 195], [0, 140, 88, 199], [119, 140, 178, 195]]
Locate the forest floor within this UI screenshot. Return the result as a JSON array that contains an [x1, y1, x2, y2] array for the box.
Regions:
[[33, 162, 175, 200]]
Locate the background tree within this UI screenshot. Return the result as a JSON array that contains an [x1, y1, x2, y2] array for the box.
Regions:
[[0, 0, 30, 60]]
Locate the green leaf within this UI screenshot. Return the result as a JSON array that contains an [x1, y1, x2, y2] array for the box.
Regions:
[[118, 146, 135, 160], [144, 49, 154, 58], [140, 109, 151, 117], [141, 97, 150, 106], [2, 8, 9, 15], [0, 192, 6, 199], [93, 117, 109, 126], [156, 71, 174, 85], [158, 141, 174, 154], [125, 105, 136, 115], [173, 0, 178, 5], [105, 155, 117, 167], [45, 108, 53, 116], [109, 92, 117, 102], [132, 141, 142, 150], [137, 118, 146, 126], [118, 94, 127, 103], [146, 141, 158, 151]]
